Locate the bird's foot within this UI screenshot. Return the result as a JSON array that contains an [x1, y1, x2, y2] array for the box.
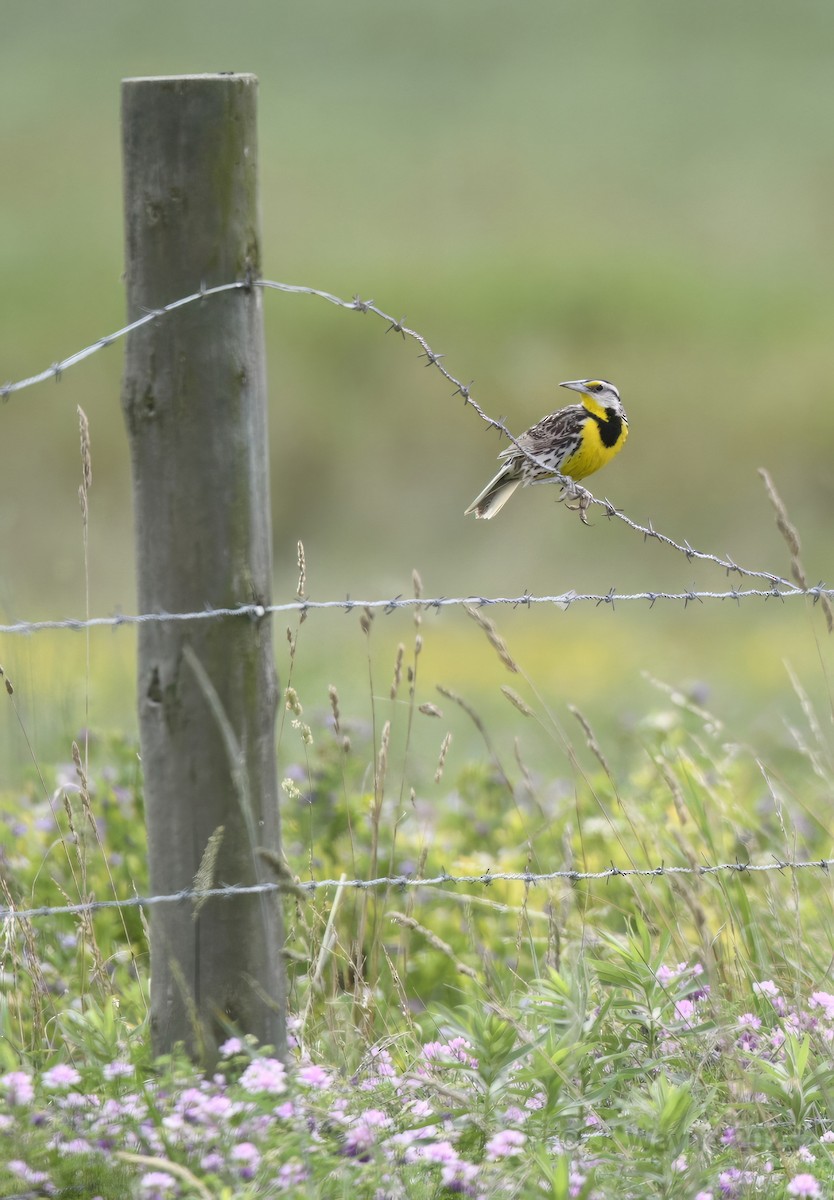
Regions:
[[561, 481, 592, 525]]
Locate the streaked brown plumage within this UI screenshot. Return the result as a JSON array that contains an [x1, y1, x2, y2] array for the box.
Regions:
[[464, 379, 628, 519]]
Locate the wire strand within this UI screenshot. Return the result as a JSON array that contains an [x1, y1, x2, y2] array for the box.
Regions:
[[0, 584, 830, 638], [1, 276, 800, 590], [1, 857, 831, 923]]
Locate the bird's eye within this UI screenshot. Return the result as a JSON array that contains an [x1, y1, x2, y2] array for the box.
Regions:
[[587, 382, 602, 392]]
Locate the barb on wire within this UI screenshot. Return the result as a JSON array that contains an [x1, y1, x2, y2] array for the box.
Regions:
[[1, 856, 832, 923], [1, 276, 793, 589], [0, 584, 831, 637]]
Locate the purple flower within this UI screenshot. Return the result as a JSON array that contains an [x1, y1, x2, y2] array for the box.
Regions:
[[358, 1108, 390, 1128], [231, 1142, 261, 1179], [139, 1172, 178, 1198], [411, 1140, 460, 1165], [56, 1138, 96, 1155], [657, 961, 689, 984], [218, 1036, 244, 1057], [42, 1064, 82, 1089], [485, 1129, 526, 1159], [674, 999, 696, 1027], [809, 992, 834, 1020], [420, 1038, 477, 1069], [8, 1160, 52, 1186], [297, 1063, 331, 1088], [421, 1041, 446, 1061], [2, 1070, 34, 1105], [737, 1030, 759, 1053], [446, 1037, 478, 1067], [239, 1057, 287, 1095], [276, 1160, 309, 1188], [103, 1061, 135, 1080], [502, 1105, 526, 1123], [787, 1175, 821, 1198], [368, 1046, 397, 1076], [569, 1167, 587, 1198], [343, 1111, 392, 1159], [441, 1159, 479, 1192]]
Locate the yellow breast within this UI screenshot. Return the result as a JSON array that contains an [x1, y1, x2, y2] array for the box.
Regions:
[[560, 412, 628, 481]]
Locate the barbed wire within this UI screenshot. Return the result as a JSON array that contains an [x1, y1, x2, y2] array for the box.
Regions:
[[0, 582, 831, 639], [0, 275, 796, 590], [2, 857, 833, 924]]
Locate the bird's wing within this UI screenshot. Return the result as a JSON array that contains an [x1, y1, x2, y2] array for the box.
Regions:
[[498, 404, 585, 461]]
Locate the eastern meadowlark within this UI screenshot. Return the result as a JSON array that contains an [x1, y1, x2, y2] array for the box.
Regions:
[[464, 379, 628, 519]]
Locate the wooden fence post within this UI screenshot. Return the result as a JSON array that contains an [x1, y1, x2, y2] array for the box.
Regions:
[[120, 74, 286, 1063]]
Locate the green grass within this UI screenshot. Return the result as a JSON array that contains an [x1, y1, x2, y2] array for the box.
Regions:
[[2, 585, 834, 1195]]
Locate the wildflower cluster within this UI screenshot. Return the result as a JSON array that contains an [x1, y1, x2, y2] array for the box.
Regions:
[[4, 968, 834, 1197]]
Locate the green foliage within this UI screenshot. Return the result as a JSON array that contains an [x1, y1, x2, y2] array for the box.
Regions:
[[1, 618, 834, 1195], [0, 733, 148, 1062], [749, 1032, 834, 1129]]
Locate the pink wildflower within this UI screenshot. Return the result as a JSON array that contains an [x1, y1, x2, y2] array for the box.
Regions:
[[657, 961, 689, 984], [239, 1057, 287, 1095], [42, 1064, 81, 1089], [503, 1105, 527, 1123], [809, 992, 834, 1019], [675, 998, 696, 1026], [787, 1174, 821, 1198], [231, 1142, 261, 1179], [8, 1160, 52, 1186], [276, 1160, 309, 1188], [103, 1061, 134, 1080], [297, 1063, 331, 1088], [420, 1140, 460, 1164], [485, 1129, 526, 1159], [358, 1108, 391, 1128], [441, 1160, 479, 1189], [421, 1041, 446, 1061], [2, 1071, 34, 1105], [139, 1172, 178, 1198], [218, 1036, 244, 1057], [569, 1167, 587, 1197]]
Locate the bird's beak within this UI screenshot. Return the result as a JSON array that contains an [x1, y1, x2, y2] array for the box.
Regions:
[[559, 380, 586, 394]]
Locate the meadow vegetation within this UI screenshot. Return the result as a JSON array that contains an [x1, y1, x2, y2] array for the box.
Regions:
[[2, 582, 834, 1197], [4, 3, 834, 1195]]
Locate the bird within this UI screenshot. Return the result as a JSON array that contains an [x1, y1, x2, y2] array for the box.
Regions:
[[464, 379, 628, 519]]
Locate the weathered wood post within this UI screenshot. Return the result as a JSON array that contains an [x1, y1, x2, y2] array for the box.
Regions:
[[120, 74, 286, 1063]]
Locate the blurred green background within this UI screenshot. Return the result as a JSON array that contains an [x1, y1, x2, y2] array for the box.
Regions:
[[1, 0, 833, 774]]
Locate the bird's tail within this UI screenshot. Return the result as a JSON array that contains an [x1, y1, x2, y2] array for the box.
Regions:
[[464, 467, 521, 519]]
